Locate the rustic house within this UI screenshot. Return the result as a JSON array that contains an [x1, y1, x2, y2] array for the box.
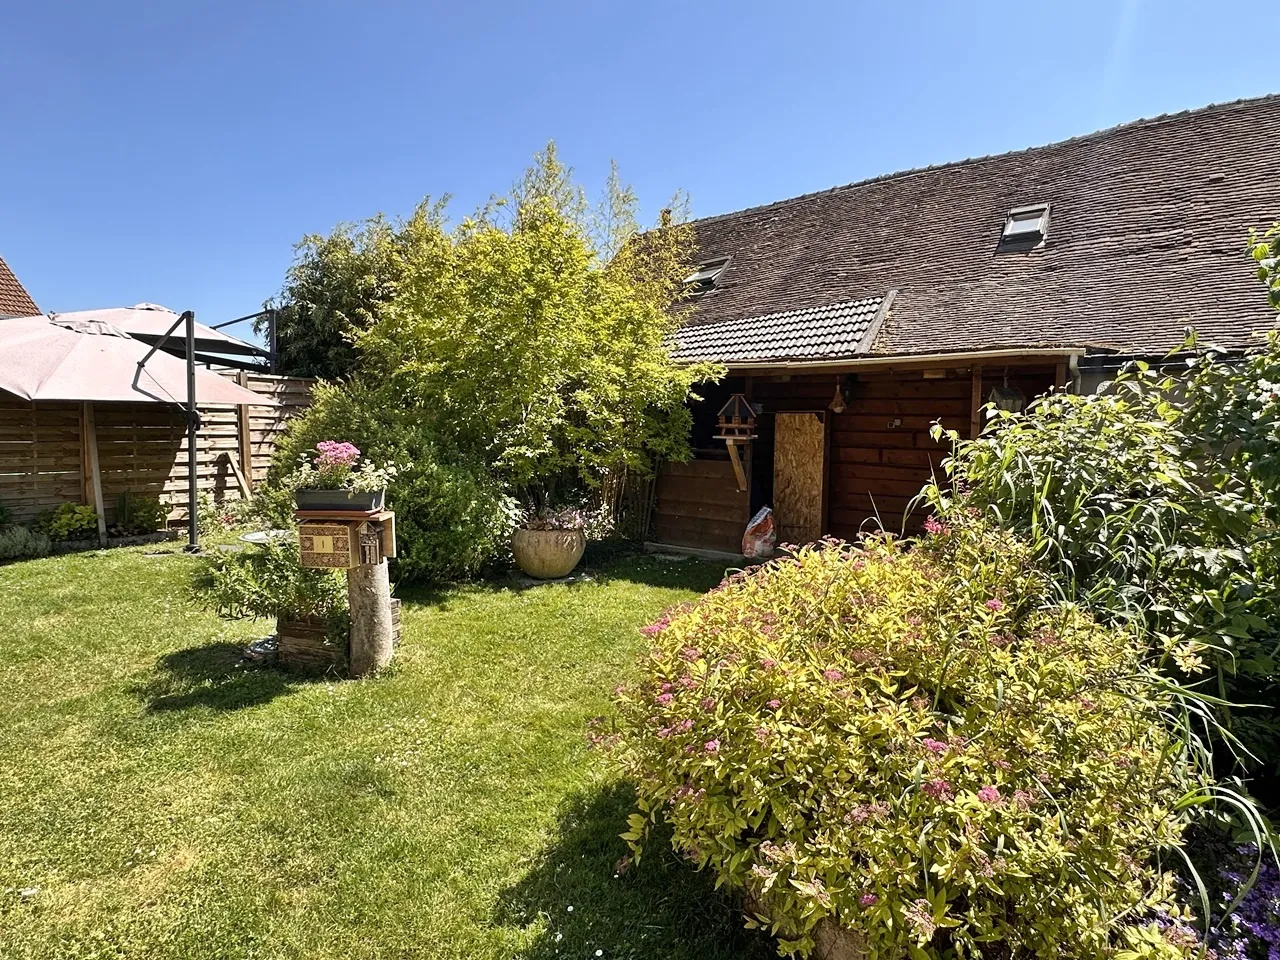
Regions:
[[655, 94, 1280, 554]]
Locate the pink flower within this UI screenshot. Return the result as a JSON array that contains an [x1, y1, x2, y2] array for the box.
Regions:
[[923, 515, 950, 536], [759, 658, 777, 669], [676, 718, 695, 733], [699, 697, 717, 712], [660, 682, 673, 693], [978, 785, 1002, 804], [767, 699, 782, 710], [680, 646, 701, 662], [655, 693, 674, 706], [704, 739, 720, 753], [985, 598, 1005, 611], [859, 893, 879, 907], [754, 726, 770, 742], [656, 727, 672, 739], [822, 669, 844, 682], [922, 737, 947, 754], [922, 779, 953, 801]]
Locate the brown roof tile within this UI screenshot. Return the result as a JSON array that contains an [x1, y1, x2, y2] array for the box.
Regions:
[[671, 295, 886, 363], [0, 255, 39, 318], [684, 95, 1280, 357]]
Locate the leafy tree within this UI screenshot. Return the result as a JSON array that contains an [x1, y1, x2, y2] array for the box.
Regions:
[[352, 145, 719, 509], [1251, 222, 1280, 309], [260, 206, 445, 379]]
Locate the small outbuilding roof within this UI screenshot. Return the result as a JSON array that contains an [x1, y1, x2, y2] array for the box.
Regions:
[[0, 254, 39, 318], [671, 296, 889, 364]]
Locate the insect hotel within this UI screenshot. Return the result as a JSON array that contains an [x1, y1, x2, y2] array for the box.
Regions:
[[293, 507, 399, 677]]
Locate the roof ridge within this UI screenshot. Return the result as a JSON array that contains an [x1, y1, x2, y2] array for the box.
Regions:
[[688, 92, 1280, 228]]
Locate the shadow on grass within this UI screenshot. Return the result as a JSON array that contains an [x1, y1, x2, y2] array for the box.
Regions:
[[494, 782, 773, 960], [137, 642, 319, 713]]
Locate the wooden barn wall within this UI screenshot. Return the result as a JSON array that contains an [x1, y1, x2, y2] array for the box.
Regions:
[[653, 458, 750, 554], [0, 373, 312, 525]]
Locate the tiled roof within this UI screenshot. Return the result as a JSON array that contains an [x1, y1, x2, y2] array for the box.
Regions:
[[0, 255, 38, 318], [671, 296, 886, 363], [682, 94, 1280, 358]]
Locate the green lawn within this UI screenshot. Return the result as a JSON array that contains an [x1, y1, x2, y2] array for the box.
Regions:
[[0, 544, 773, 960]]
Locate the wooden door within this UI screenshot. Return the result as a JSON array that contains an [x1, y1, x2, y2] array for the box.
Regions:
[[773, 411, 829, 546]]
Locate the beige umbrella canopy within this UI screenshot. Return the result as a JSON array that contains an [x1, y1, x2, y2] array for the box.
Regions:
[[0, 313, 267, 405]]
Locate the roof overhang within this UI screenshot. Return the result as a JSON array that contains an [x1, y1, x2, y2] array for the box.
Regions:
[[715, 346, 1088, 375]]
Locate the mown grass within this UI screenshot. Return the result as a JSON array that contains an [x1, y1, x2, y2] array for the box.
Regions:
[[0, 543, 773, 959]]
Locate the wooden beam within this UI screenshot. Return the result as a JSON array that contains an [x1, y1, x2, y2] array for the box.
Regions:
[[969, 365, 984, 439], [236, 370, 254, 493], [727, 440, 747, 491], [81, 402, 108, 546], [1054, 361, 1068, 391]]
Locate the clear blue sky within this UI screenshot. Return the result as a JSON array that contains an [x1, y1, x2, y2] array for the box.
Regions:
[[1, 1, 1272, 344]]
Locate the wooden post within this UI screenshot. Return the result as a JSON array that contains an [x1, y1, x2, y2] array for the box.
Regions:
[[348, 559, 394, 677], [236, 371, 254, 494], [969, 365, 985, 439], [81, 402, 108, 546], [1054, 360, 1068, 391]]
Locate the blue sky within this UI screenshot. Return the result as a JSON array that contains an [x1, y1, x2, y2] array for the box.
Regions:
[[1, 1, 1272, 344]]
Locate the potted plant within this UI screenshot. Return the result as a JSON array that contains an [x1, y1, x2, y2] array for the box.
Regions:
[[511, 507, 587, 579], [292, 441, 396, 513]]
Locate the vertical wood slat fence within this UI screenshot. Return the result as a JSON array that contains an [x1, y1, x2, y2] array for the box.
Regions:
[[0, 372, 312, 526]]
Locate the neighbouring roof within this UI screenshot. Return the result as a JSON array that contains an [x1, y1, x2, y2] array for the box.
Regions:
[[0, 254, 39, 318], [671, 296, 886, 363], [682, 94, 1280, 359]]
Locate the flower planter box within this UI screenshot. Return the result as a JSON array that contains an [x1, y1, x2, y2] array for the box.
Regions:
[[276, 599, 401, 674], [294, 488, 386, 513], [511, 527, 586, 579]]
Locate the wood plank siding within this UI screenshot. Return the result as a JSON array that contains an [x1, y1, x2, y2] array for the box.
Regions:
[[652, 363, 1058, 551]]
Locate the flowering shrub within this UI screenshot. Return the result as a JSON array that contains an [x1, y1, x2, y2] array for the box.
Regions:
[[608, 516, 1209, 958], [290, 440, 397, 492], [521, 506, 587, 531]]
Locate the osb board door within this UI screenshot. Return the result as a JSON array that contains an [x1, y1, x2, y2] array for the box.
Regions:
[[773, 412, 828, 546]]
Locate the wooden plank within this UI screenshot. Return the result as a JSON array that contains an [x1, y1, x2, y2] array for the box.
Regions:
[[970, 365, 984, 439], [81, 402, 108, 545], [774, 411, 827, 546]]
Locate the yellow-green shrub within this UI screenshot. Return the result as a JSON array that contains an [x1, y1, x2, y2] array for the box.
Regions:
[[608, 517, 1205, 958]]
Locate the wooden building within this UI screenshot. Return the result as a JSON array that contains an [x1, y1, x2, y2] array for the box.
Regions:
[[652, 95, 1280, 554]]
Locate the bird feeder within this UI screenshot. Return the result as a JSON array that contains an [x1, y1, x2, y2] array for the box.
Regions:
[[987, 370, 1027, 413], [716, 394, 756, 492]]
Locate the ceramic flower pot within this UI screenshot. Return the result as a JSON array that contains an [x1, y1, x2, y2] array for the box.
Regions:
[[511, 526, 586, 579], [294, 488, 386, 513]]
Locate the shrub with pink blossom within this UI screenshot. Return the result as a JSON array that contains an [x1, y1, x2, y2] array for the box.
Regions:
[[608, 514, 1211, 958]]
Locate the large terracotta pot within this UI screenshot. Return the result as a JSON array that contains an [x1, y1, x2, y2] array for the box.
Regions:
[[511, 527, 586, 579]]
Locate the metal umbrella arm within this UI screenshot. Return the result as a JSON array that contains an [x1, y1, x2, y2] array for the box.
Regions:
[[135, 309, 202, 552]]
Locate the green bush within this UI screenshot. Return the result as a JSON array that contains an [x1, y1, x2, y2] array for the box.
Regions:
[[608, 517, 1206, 959], [115, 492, 168, 535], [196, 537, 347, 634], [38, 503, 99, 541], [274, 381, 519, 582], [0, 526, 52, 561], [929, 337, 1280, 773]]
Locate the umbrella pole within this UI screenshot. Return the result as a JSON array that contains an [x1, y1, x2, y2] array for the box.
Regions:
[[185, 310, 199, 553]]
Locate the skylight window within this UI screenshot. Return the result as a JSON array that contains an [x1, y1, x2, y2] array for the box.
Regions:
[[685, 256, 730, 291], [997, 203, 1050, 251]]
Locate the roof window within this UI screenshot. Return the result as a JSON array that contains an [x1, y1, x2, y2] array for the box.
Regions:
[[997, 203, 1050, 251], [685, 256, 730, 291]]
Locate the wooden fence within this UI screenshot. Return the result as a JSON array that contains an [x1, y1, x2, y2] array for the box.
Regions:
[[0, 372, 312, 525]]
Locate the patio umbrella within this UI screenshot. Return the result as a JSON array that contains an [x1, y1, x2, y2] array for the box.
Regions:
[[59, 303, 266, 359], [0, 313, 268, 405]]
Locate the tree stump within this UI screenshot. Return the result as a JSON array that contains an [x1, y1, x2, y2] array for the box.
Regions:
[[347, 559, 394, 677]]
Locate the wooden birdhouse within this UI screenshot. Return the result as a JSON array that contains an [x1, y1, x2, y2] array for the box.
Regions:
[[716, 394, 757, 441], [716, 393, 756, 492]]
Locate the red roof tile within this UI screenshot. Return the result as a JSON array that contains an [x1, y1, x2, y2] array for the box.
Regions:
[[0, 255, 39, 318]]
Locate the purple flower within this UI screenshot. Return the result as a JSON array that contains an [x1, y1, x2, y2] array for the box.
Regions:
[[680, 646, 701, 662], [655, 693, 674, 706], [767, 699, 781, 710], [704, 739, 720, 753], [922, 779, 953, 801], [699, 697, 717, 712], [859, 893, 879, 907], [759, 657, 777, 669], [822, 669, 844, 682], [676, 718, 695, 733], [923, 515, 949, 536], [922, 737, 947, 754], [656, 726, 672, 739], [978, 785, 1002, 804], [754, 726, 770, 742], [985, 598, 1005, 611]]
